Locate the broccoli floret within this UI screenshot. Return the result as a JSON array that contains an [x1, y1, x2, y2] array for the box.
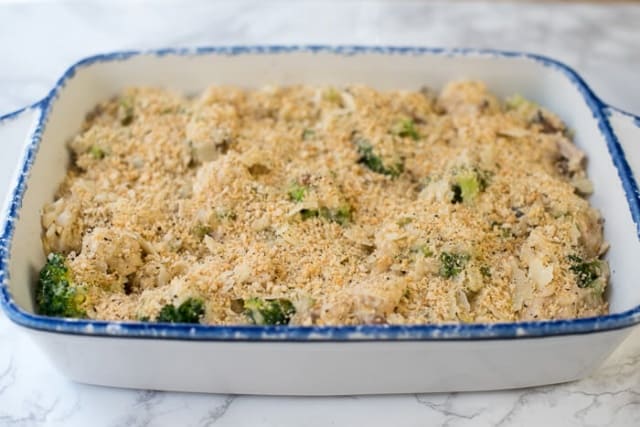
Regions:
[[568, 255, 603, 288], [118, 96, 134, 126], [299, 205, 352, 225], [457, 171, 481, 201], [419, 245, 434, 257], [323, 87, 343, 105], [505, 94, 537, 111], [439, 252, 470, 278], [302, 129, 315, 140], [392, 118, 420, 141], [192, 223, 212, 239], [356, 140, 403, 177], [242, 297, 296, 325], [480, 266, 491, 278], [215, 208, 237, 221], [156, 297, 205, 323], [504, 94, 552, 128], [300, 208, 320, 221], [451, 169, 487, 204], [288, 184, 307, 202], [36, 253, 86, 318], [321, 205, 352, 226], [356, 141, 385, 174], [396, 217, 413, 227], [89, 145, 107, 159]]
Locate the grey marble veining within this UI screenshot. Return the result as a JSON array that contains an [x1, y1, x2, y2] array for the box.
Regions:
[[1, 1, 640, 426]]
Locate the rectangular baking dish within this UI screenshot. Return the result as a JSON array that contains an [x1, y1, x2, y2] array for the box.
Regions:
[[1, 46, 639, 395]]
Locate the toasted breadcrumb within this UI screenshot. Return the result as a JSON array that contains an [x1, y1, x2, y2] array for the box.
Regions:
[[41, 81, 608, 324]]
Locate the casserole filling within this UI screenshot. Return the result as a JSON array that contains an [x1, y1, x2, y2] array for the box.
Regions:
[[38, 81, 609, 325]]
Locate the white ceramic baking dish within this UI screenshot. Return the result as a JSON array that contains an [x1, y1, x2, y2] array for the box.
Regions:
[[1, 46, 639, 395]]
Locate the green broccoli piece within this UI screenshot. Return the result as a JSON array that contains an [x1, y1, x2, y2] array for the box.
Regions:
[[568, 255, 603, 288], [504, 94, 544, 125], [299, 205, 352, 225], [300, 208, 320, 221], [156, 297, 205, 323], [118, 96, 134, 126], [323, 87, 343, 104], [321, 205, 352, 226], [356, 141, 385, 174], [242, 297, 296, 325], [451, 169, 487, 204], [439, 252, 470, 278], [215, 208, 237, 221], [356, 140, 403, 177], [288, 184, 307, 202], [36, 253, 86, 318], [392, 118, 420, 141], [192, 224, 212, 239], [419, 245, 434, 257], [505, 94, 537, 110], [302, 129, 315, 140], [397, 217, 413, 227], [480, 266, 492, 278], [89, 145, 107, 159]]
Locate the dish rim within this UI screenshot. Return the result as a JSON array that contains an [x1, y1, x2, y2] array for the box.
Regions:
[[1, 45, 639, 342]]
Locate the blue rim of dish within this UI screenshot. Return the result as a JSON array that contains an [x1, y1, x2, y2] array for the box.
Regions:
[[1, 45, 639, 341]]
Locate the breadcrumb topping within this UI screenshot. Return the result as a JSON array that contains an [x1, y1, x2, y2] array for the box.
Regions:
[[40, 81, 609, 325]]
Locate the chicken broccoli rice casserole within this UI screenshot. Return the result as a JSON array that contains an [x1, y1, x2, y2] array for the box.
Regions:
[[37, 81, 609, 325]]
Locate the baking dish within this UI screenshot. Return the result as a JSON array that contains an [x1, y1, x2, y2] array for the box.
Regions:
[[1, 46, 639, 395]]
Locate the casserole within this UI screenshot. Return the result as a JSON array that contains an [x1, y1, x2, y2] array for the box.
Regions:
[[0, 46, 639, 394]]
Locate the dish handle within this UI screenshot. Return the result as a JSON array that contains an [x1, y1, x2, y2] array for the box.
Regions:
[[603, 106, 640, 185], [0, 103, 45, 218]]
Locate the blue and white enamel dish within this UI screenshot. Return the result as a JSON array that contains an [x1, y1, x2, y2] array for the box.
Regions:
[[1, 46, 639, 394]]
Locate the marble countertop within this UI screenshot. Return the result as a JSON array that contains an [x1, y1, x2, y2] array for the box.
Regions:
[[1, 1, 639, 426]]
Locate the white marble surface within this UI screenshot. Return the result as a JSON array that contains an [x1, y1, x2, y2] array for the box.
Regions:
[[1, 1, 640, 425]]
